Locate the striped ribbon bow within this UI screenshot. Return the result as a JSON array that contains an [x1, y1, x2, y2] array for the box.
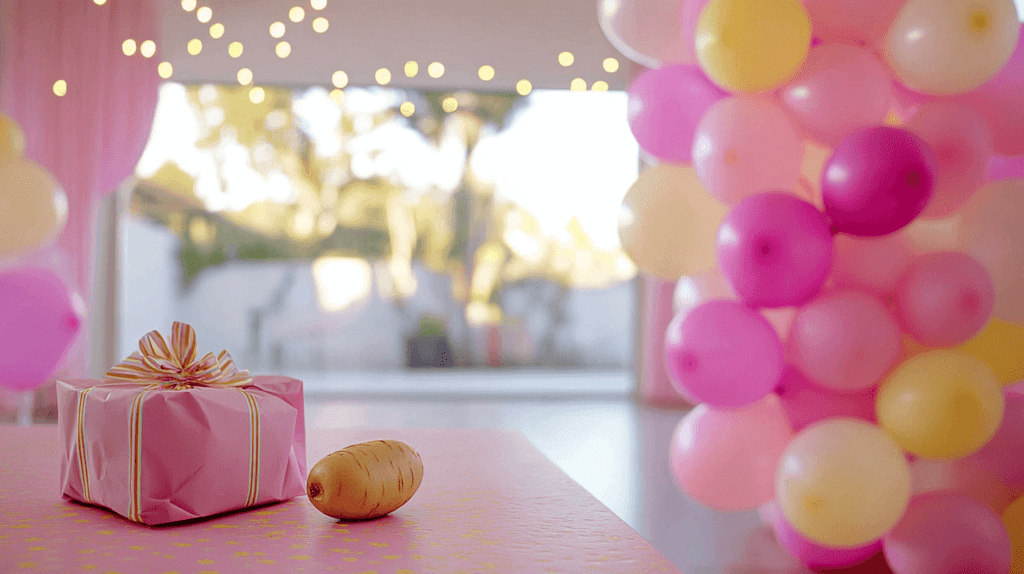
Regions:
[[105, 322, 252, 389]]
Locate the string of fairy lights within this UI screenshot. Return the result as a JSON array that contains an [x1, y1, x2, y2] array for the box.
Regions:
[[53, 0, 624, 115]]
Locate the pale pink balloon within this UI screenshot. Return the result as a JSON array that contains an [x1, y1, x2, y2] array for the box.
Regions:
[[790, 290, 902, 392], [895, 252, 996, 347], [829, 233, 914, 298], [959, 27, 1024, 157], [904, 102, 993, 218], [911, 457, 1024, 515], [692, 97, 803, 205], [669, 395, 794, 511], [780, 44, 894, 146], [803, 0, 908, 47], [775, 367, 877, 432], [673, 270, 794, 340], [598, 0, 698, 69], [987, 154, 1024, 181], [968, 387, 1024, 488]]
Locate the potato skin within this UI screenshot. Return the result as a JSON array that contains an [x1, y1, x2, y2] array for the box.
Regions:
[[307, 439, 423, 520]]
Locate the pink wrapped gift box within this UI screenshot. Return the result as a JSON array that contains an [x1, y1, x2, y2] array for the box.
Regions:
[[55, 323, 307, 525]]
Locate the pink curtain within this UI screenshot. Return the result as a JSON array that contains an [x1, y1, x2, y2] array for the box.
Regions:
[[0, 0, 160, 375]]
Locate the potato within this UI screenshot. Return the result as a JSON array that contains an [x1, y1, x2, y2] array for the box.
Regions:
[[307, 439, 423, 520]]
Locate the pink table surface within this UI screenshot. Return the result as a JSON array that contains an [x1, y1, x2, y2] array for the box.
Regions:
[[0, 425, 682, 574]]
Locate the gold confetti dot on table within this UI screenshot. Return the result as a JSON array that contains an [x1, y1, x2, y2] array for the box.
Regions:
[[234, 551, 250, 557], [122, 39, 137, 56], [237, 67, 253, 85], [270, 21, 286, 38], [603, 57, 620, 73], [228, 41, 243, 57], [140, 40, 156, 57], [375, 68, 392, 85], [249, 87, 266, 104], [515, 79, 532, 96], [311, 0, 327, 8], [197, 558, 214, 564], [27, 546, 45, 551], [404, 61, 419, 77], [196, 6, 212, 23], [181, 0, 196, 10], [331, 70, 348, 88], [400, 101, 415, 117], [441, 97, 458, 113], [257, 560, 276, 565], [329, 89, 345, 104], [170, 542, 192, 547], [312, 17, 329, 32], [427, 62, 445, 78], [570, 78, 586, 91], [289, 6, 305, 22], [478, 65, 495, 81], [209, 23, 224, 39], [289, 555, 312, 560], [276, 41, 291, 58], [158, 62, 173, 79], [187, 38, 203, 55], [558, 51, 575, 66], [52, 80, 67, 97], [592, 80, 609, 91]]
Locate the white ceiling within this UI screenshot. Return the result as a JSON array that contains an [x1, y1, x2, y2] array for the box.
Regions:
[[158, 0, 634, 91]]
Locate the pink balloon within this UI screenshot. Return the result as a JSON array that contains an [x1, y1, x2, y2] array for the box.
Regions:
[[780, 44, 894, 146], [904, 103, 993, 218], [776, 367, 878, 431], [911, 456, 1024, 515], [691, 97, 803, 205], [895, 252, 995, 347], [0, 266, 84, 391], [768, 502, 883, 570], [969, 388, 1024, 488], [665, 299, 784, 409], [883, 493, 1012, 574], [959, 27, 1024, 157], [822, 126, 938, 236], [669, 395, 793, 511], [627, 65, 728, 164], [672, 270, 734, 316], [892, 81, 932, 121], [716, 192, 835, 308], [790, 290, 902, 392], [830, 233, 914, 298], [987, 154, 1024, 182], [803, 0, 908, 47], [599, 0, 700, 70]]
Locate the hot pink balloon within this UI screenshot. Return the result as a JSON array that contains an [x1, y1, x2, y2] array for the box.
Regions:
[[969, 387, 1024, 488], [987, 154, 1024, 181], [822, 126, 938, 236], [895, 252, 995, 347], [716, 192, 835, 308], [959, 27, 1024, 157], [780, 44, 894, 146], [904, 103, 993, 218], [775, 367, 877, 431], [803, 0, 908, 47], [665, 299, 784, 408], [768, 502, 883, 570], [691, 97, 803, 205], [0, 266, 84, 391], [883, 493, 1012, 574], [790, 290, 902, 392], [830, 233, 914, 298], [669, 395, 793, 511], [627, 65, 728, 164]]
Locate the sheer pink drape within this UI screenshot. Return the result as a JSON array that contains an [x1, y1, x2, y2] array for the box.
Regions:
[[0, 0, 160, 375]]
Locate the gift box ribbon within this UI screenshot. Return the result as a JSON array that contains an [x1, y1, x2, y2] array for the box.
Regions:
[[75, 322, 261, 522]]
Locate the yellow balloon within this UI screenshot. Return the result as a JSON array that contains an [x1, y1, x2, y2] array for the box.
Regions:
[[776, 418, 911, 547], [0, 113, 26, 157], [883, 0, 1021, 95], [1005, 496, 1024, 574], [877, 351, 1004, 459], [959, 319, 1024, 385], [694, 0, 812, 93], [0, 157, 68, 258], [618, 164, 728, 280]]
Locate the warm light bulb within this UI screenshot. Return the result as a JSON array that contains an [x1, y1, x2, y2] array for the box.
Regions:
[[400, 101, 415, 117], [558, 51, 575, 66], [93, 0, 107, 5], [442, 97, 458, 113], [405, 61, 419, 77], [478, 65, 495, 81], [269, 21, 286, 38], [158, 62, 173, 79], [276, 41, 291, 58], [237, 68, 253, 85], [196, 6, 212, 23], [122, 39, 137, 56], [375, 68, 392, 85], [289, 6, 305, 22], [312, 17, 328, 33], [181, 0, 196, 11], [427, 62, 444, 78], [311, 0, 327, 9], [53, 80, 67, 97], [209, 23, 224, 39], [187, 38, 203, 55], [139, 40, 156, 58], [591, 80, 609, 92], [249, 86, 266, 104], [603, 57, 620, 73], [228, 41, 243, 58], [329, 89, 345, 105], [570, 78, 586, 91], [332, 70, 348, 88], [516, 79, 532, 96]]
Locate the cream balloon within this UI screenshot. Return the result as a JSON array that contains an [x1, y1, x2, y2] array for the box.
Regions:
[[618, 164, 729, 280], [884, 0, 1021, 95], [0, 157, 68, 259], [0, 113, 26, 157]]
